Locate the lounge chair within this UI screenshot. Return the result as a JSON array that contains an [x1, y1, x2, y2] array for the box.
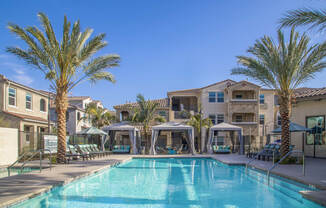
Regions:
[[85, 144, 104, 157], [213, 145, 231, 154], [112, 145, 131, 154], [76, 144, 96, 159], [90, 144, 111, 156], [66, 145, 90, 162]]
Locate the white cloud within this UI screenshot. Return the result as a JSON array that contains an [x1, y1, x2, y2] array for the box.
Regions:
[[0, 60, 34, 85]]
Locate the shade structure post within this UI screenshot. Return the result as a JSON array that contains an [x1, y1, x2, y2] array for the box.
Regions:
[[238, 130, 244, 155], [128, 129, 137, 154], [188, 128, 196, 155], [207, 129, 214, 154]]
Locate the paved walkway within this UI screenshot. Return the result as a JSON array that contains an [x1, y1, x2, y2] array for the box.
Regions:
[[0, 154, 325, 207], [0, 155, 132, 207]]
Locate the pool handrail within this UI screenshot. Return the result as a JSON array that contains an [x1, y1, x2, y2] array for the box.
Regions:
[[267, 150, 305, 184], [8, 149, 52, 177]]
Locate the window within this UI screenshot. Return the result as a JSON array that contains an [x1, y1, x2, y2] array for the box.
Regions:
[[306, 116, 325, 145], [235, 115, 242, 122], [277, 115, 281, 126], [40, 99, 46, 112], [8, 88, 16, 106], [274, 95, 279, 105], [66, 111, 70, 121], [259, 114, 265, 125], [158, 111, 167, 117], [217, 92, 224, 103], [77, 112, 81, 120], [259, 94, 265, 104], [209, 114, 216, 125], [217, 114, 224, 124], [208, 92, 216, 103], [26, 93, 32, 110], [235, 94, 242, 99]]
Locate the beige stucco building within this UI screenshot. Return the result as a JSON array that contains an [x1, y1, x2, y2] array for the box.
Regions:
[[0, 74, 50, 153], [114, 79, 279, 152], [290, 88, 326, 158]]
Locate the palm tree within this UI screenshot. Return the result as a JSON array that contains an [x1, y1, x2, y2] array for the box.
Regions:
[[231, 28, 326, 156], [280, 8, 326, 32], [84, 103, 116, 128], [7, 13, 120, 162], [131, 94, 166, 152], [187, 106, 212, 153]]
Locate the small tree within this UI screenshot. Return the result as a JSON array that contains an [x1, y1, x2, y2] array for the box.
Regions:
[[83, 103, 116, 128], [131, 94, 166, 152], [187, 105, 212, 153]]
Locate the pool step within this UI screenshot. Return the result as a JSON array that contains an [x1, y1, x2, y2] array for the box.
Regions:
[[243, 168, 307, 204]]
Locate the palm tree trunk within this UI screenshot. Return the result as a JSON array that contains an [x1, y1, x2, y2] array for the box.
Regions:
[[279, 95, 291, 157], [55, 89, 68, 163]]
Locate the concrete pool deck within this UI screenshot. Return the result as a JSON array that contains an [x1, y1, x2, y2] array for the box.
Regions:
[[0, 154, 325, 207]]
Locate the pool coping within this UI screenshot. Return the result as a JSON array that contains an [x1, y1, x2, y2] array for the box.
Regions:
[[1, 155, 325, 208], [1, 157, 132, 208], [210, 156, 326, 207]]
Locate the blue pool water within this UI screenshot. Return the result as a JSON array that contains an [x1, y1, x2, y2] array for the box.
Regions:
[[13, 158, 324, 208]]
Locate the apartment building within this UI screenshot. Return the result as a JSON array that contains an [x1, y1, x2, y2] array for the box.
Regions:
[[114, 79, 279, 152], [0, 74, 50, 153], [49, 96, 94, 135]]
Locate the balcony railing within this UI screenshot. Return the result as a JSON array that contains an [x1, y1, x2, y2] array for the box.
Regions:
[[231, 121, 257, 125], [174, 111, 191, 119], [230, 98, 258, 102]]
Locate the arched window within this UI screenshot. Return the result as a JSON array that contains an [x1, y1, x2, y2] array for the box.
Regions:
[[40, 99, 46, 112]]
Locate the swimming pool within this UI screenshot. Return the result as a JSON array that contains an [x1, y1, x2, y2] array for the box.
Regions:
[[12, 158, 324, 208]]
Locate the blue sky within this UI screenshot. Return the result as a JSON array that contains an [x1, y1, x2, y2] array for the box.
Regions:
[[0, 0, 326, 109]]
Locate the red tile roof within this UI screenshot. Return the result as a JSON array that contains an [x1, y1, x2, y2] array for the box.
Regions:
[[113, 98, 169, 109], [294, 87, 326, 99]]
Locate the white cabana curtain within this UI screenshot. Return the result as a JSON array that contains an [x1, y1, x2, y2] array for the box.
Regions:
[[102, 122, 140, 154], [150, 129, 160, 155], [150, 122, 195, 155], [128, 129, 138, 154], [207, 122, 244, 154]]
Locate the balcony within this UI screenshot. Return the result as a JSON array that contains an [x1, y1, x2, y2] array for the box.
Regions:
[[231, 113, 257, 125], [170, 96, 198, 120], [231, 90, 257, 102], [174, 111, 191, 119]]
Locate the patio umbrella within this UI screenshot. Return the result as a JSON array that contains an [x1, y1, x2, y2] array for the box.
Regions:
[[76, 127, 108, 150], [271, 122, 310, 134]]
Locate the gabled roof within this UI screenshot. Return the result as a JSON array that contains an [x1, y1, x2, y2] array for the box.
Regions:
[[113, 98, 169, 109], [227, 80, 261, 89], [167, 79, 236, 94]]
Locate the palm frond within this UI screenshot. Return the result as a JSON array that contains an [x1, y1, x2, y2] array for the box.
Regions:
[[279, 8, 326, 31]]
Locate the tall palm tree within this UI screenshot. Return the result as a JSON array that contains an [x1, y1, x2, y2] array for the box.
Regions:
[[280, 8, 326, 32], [231, 28, 326, 156], [187, 109, 212, 153], [131, 94, 166, 152], [7, 13, 120, 162], [84, 103, 116, 128]]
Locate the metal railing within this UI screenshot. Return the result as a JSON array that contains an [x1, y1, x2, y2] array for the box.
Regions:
[[267, 150, 305, 184], [8, 149, 52, 177]]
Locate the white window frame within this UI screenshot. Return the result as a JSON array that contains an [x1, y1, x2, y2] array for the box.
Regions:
[[26, 92, 32, 110], [8, 87, 17, 107], [217, 92, 224, 103]]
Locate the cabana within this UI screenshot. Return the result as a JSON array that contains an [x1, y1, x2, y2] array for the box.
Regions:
[[76, 127, 108, 151], [102, 122, 140, 154], [207, 122, 243, 154], [150, 122, 196, 155]]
